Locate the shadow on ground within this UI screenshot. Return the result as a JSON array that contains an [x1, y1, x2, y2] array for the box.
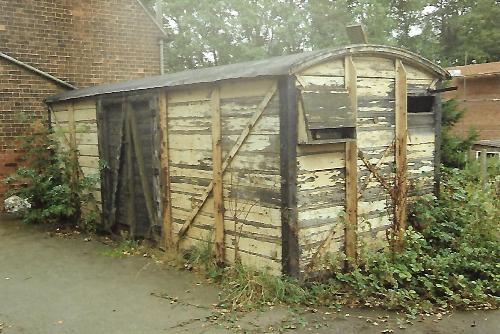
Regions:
[[0, 216, 497, 333]]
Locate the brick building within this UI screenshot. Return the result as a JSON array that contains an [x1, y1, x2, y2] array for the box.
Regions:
[[0, 0, 167, 203], [444, 62, 500, 140]]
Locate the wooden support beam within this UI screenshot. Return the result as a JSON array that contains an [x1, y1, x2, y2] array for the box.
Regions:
[[344, 56, 358, 267], [279, 76, 299, 277], [211, 86, 225, 264], [125, 104, 136, 238], [394, 59, 408, 250], [176, 83, 277, 242], [433, 90, 442, 196], [159, 91, 173, 249]]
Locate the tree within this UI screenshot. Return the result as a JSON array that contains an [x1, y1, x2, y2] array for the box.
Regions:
[[440, 99, 478, 168], [140, 0, 499, 70]]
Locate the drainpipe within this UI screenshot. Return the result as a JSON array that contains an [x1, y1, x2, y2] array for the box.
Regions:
[[0, 51, 77, 89]]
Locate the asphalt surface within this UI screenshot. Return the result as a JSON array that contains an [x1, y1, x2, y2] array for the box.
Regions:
[[1, 216, 498, 333]]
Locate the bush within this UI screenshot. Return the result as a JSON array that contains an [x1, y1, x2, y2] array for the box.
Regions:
[[187, 167, 499, 313], [321, 166, 499, 311], [3, 121, 99, 229]]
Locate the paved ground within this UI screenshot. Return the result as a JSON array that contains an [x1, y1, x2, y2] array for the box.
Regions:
[[0, 216, 498, 333]]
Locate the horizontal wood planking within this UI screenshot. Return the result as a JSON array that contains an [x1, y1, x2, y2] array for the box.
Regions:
[[293, 55, 440, 271], [50, 99, 101, 212], [298, 59, 344, 77], [167, 78, 282, 269], [353, 56, 436, 81]]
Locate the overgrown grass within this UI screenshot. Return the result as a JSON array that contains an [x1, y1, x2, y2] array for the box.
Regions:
[[185, 166, 500, 313]]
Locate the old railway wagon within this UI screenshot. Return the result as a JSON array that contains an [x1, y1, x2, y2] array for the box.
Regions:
[[46, 45, 450, 276]]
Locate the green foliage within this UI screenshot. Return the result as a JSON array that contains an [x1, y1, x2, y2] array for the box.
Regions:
[[324, 167, 499, 311], [146, 0, 498, 70], [441, 99, 478, 168], [186, 168, 499, 313], [183, 237, 308, 310], [101, 239, 141, 258], [3, 122, 99, 229]]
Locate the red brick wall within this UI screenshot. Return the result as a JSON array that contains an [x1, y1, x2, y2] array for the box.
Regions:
[[0, 0, 163, 206], [443, 76, 500, 140]]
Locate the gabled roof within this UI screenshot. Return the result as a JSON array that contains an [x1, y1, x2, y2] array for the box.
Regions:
[[46, 44, 450, 103]]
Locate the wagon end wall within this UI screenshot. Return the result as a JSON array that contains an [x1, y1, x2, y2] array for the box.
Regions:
[[294, 54, 440, 273]]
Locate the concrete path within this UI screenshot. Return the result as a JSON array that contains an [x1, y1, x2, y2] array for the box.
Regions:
[[1, 216, 498, 333]]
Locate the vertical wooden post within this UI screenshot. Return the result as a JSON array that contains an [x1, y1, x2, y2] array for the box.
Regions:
[[395, 59, 408, 250], [433, 92, 442, 196], [344, 56, 358, 267], [68, 101, 78, 179], [279, 76, 299, 276], [68, 101, 81, 222], [125, 101, 136, 238], [211, 86, 225, 264], [159, 91, 173, 249]]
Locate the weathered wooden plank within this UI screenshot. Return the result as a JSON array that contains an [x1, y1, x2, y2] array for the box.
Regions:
[[168, 86, 212, 104], [298, 205, 345, 229], [280, 76, 299, 276], [297, 151, 345, 172], [220, 78, 276, 99], [404, 63, 435, 80], [301, 90, 355, 129], [75, 132, 99, 145], [357, 78, 395, 98], [168, 115, 279, 135], [296, 75, 344, 89], [78, 155, 100, 169], [77, 144, 99, 157], [408, 127, 435, 144], [221, 96, 280, 117], [179, 234, 282, 274], [353, 56, 394, 78], [73, 98, 97, 111], [345, 141, 358, 264], [74, 109, 97, 122], [433, 91, 442, 194], [211, 86, 225, 263], [80, 166, 100, 177], [297, 142, 344, 156], [159, 91, 173, 249], [297, 59, 344, 77], [167, 101, 212, 119], [297, 169, 344, 191], [53, 110, 70, 123], [394, 59, 408, 249]]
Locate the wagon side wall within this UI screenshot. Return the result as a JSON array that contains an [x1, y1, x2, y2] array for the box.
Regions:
[[165, 78, 283, 273]]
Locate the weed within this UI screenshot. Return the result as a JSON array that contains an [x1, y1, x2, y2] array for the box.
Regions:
[[101, 239, 141, 258], [184, 166, 499, 314]]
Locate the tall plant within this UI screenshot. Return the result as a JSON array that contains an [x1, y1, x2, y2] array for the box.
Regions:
[[3, 121, 99, 228]]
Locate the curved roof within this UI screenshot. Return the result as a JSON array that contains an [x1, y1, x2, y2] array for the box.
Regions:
[[46, 44, 450, 103]]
